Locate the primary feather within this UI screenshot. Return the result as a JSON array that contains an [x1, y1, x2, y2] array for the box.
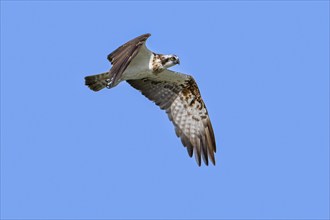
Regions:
[[84, 33, 216, 166]]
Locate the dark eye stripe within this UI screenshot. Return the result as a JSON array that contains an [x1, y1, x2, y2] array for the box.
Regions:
[[161, 58, 169, 65]]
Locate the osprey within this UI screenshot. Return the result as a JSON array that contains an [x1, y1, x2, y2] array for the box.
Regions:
[[85, 33, 216, 166]]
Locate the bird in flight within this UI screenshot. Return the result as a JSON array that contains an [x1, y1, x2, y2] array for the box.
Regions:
[[85, 33, 216, 166]]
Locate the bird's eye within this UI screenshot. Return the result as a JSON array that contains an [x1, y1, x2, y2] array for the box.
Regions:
[[170, 57, 176, 61]]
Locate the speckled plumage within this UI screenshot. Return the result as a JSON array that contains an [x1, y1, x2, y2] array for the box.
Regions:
[[127, 72, 216, 166], [151, 53, 164, 73], [84, 33, 216, 166]]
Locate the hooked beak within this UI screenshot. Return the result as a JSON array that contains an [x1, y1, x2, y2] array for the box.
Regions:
[[176, 59, 180, 65]]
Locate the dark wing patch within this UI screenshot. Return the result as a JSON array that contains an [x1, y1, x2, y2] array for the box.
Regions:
[[106, 33, 151, 88], [127, 74, 216, 166]]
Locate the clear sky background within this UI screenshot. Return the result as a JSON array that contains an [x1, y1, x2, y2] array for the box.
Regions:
[[1, 1, 329, 219]]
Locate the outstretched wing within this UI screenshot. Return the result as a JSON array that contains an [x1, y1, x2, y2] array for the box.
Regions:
[[127, 70, 216, 166], [106, 33, 151, 88]]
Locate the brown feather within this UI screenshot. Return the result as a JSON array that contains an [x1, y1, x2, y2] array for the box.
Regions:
[[106, 33, 151, 88], [127, 70, 216, 166]]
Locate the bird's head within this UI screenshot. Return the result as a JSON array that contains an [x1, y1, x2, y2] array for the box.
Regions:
[[160, 54, 180, 69]]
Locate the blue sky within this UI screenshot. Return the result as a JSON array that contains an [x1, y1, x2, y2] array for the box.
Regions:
[[1, 1, 329, 219]]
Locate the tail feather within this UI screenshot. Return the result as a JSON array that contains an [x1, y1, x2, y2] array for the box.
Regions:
[[85, 72, 109, 91]]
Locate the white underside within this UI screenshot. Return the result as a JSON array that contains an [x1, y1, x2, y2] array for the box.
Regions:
[[119, 43, 189, 85], [121, 43, 154, 81]]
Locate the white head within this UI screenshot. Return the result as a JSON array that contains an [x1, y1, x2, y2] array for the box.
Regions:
[[160, 54, 180, 69]]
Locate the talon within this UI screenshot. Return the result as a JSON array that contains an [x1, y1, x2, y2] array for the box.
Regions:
[[105, 78, 112, 89]]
